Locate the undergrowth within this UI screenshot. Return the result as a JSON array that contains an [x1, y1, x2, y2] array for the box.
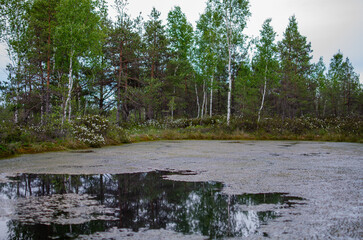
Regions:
[[0, 115, 361, 158]]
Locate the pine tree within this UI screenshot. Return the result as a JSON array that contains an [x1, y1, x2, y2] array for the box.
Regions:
[[278, 15, 313, 118], [327, 51, 361, 116], [143, 7, 169, 119]]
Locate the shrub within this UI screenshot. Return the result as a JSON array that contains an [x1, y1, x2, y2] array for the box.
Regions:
[[72, 115, 110, 147], [106, 125, 130, 144], [72, 115, 130, 147]]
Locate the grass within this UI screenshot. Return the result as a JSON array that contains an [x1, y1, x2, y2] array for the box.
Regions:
[[1, 116, 362, 159], [127, 126, 362, 143]]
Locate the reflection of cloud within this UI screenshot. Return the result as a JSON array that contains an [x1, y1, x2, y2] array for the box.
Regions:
[[13, 194, 117, 225], [233, 210, 259, 237], [184, 191, 266, 237]]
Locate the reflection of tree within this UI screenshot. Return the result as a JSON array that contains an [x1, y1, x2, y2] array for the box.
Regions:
[[0, 173, 303, 239]]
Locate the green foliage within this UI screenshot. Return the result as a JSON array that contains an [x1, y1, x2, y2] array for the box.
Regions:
[[325, 51, 361, 116], [257, 117, 362, 137], [167, 6, 193, 60], [106, 124, 130, 144], [278, 15, 313, 117], [71, 115, 129, 147]]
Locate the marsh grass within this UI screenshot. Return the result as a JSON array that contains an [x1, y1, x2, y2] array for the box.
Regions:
[[0, 115, 361, 158]]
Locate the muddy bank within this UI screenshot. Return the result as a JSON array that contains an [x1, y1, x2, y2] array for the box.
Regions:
[[0, 140, 362, 239]]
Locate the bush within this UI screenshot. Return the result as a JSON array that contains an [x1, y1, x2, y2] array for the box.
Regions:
[[72, 115, 109, 147], [106, 125, 130, 144], [72, 115, 130, 147]]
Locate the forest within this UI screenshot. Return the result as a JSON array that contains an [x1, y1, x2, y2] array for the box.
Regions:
[[0, 0, 362, 157]]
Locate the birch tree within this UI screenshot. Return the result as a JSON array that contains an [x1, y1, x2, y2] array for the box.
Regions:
[[209, 0, 250, 124], [0, 0, 29, 123], [252, 19, 278, 122], [55, 0, 103, 124], [195, 2, 223, 117]]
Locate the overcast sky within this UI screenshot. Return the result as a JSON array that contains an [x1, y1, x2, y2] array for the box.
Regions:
[[1, 0, 362, 83]]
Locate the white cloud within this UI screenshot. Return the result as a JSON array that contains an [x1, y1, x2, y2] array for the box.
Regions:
[[245, 0, 363, 81]]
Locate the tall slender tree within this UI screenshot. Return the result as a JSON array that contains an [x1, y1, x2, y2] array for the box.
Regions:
[[195, 1, 224, 117], [252, 18, 278, 122], [278, 15, 313, 118], [111, 0, 141, 123], [1, 0, 30, 123], [209, 0, 250, 124], [327, 51, 361, 116], [166, 6, 194, 117], [55, 0, 103, 123], [143, 7, 169, 119], [311, 57, 327, 117]]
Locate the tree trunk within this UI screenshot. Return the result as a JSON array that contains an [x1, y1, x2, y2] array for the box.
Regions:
[[258, 64, 268, 122], [122, 64, 128, 121], [39, 56, 45, 125], [195, 83, 200, 118], [151, 31, 156, 79], [99, 83, 104, 114], [63, 49, 74, 124], [46, 10, 51, 114], [116, 42, 123, 124], [226, 12, 232, 125], [68, 100, 72, 121], [227, 44, 232, 125], [201, 79, 206, 118], [210, 75, 213, 117]]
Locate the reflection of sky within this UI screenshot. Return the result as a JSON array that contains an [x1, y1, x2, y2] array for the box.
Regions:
[[0, 192, 14, 240], [0, 173, 299, 239], [184, 191, 263, 237]]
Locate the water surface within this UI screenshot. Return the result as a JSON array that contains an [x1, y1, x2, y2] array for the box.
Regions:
[[0, 171, 305, 239]]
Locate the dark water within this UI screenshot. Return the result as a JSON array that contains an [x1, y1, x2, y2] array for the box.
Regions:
[[0, 172, 304, 239]]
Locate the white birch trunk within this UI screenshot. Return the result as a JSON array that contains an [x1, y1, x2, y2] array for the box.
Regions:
[[195, 83, 200, 118], [227, 45, 232, 125], [258, 64, 268, 123], [201, 79, 206, 118], [210, 75, 213, 117], [63, 49, 74, 124], [226, 9, 232, 126], [68, 101, 72, 121], [15, 85, 19, 124], [204, 92, 208, 116]]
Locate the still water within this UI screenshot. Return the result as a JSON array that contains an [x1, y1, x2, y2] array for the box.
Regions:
[[0, 171, 304, 239]]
